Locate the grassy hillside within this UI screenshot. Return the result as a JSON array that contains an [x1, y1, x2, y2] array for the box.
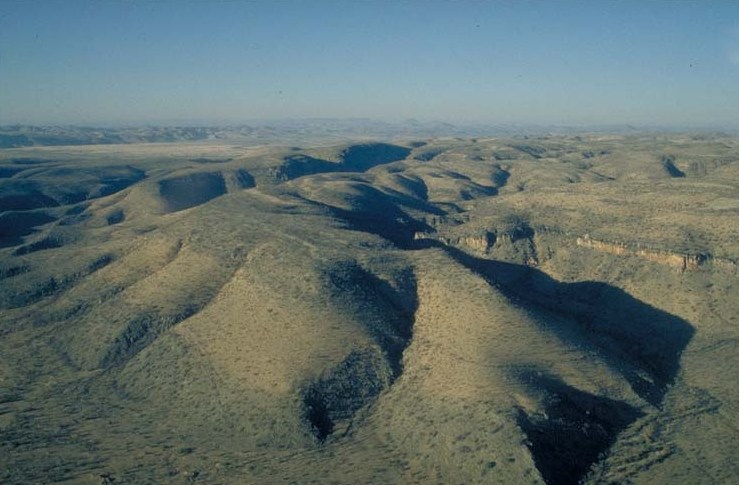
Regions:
[[1, 135, 738, 484]]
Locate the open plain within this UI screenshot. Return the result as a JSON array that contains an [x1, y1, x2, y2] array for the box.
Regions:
[[1, 133, 738, 484]]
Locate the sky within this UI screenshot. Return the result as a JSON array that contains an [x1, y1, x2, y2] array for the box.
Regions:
[[1, 0, 738, 127]]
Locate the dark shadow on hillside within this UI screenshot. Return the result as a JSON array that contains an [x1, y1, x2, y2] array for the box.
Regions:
[[512, 143, 547, 159], [288, 185, 441, 249], [275, 143, 412, 182], [0, 184, 60, 211], [339, 143, 411, 171], [302, 348, 393, 442], [300, 192, 693, 399], [515, 372, 644, 485], [13, 235, 64, 255], [32, 166, 145, 205], [0, 167, 26, 178], [233, 169, 256, 189], [159, 172, 226, 212], [106, 210, 125, 225], [301, 263, 418, 442], [408, 242, 693, 484], [661, 155, 685, 178], [327, 203, 432, 249], [491, 164, 511, 187], [0, 254, 114, 310], [431, 243, 694, 406], [413, 148, 443, 161], [382, 173, 430, 201], [94, 167, 147, 198], [0, 264, 30, 280], [275, 155, 339, 181], [1, 166, 145, 214], [0, 211, 57, 248], [101, 305, 201, 368], [325, 262, 417, 376]]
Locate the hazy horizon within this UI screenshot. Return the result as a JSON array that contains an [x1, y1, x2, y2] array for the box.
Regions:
[[1, 0, 738, 127], [3, 118, 739, 134]]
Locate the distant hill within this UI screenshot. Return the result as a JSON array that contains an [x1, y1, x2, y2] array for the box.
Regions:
[[0, 125, 236, 148], [5, 121, 727, 148], [0, 121, 492, 148]]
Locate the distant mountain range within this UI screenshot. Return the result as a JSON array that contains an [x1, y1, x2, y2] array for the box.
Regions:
[[2, 120, 736, 148]]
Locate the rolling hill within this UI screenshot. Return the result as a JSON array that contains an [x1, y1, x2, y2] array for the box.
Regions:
[[1, 134, 738, 484]]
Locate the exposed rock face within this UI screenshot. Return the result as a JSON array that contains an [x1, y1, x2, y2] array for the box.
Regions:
[[462, 234, 495, 252], [414, 222, 544, 265], [576, 235, 736, 272], [418, 227, 738, 275], [414, 231, 496, 253]]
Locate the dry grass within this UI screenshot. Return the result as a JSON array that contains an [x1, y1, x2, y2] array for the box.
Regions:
[[1, 135, 738, 484]]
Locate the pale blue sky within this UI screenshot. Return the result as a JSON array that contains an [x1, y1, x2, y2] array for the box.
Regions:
[[1, 0, 738, 127]]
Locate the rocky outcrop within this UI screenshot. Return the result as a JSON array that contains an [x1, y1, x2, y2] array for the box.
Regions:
[[414, 230, 496, 253], [416, 227, 737, 275], [576, 235, 736, 272], [462, 234, 495, 252]]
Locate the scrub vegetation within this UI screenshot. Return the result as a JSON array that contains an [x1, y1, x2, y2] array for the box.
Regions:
[[1, 133, 738, 484]]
